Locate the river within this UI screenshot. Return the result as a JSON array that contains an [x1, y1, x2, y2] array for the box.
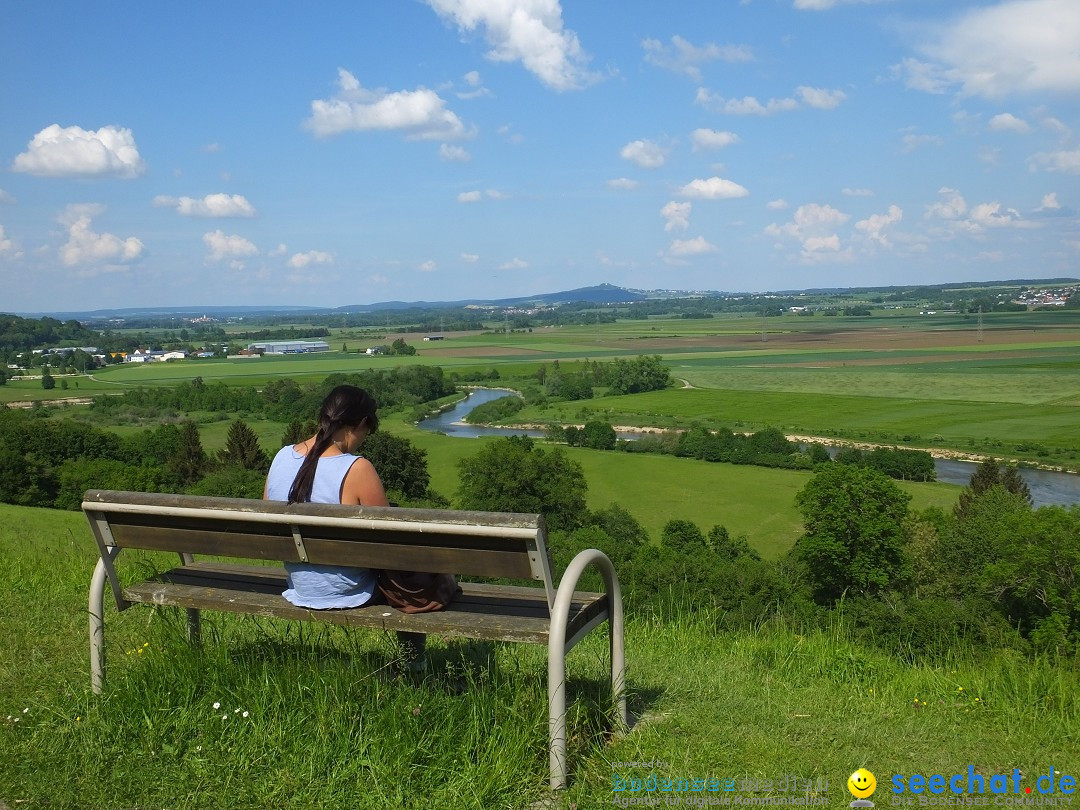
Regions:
[[417, 389, 1080, 508]]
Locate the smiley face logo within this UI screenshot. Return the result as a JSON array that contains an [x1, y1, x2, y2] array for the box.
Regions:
[[848, 769, 877, 799]]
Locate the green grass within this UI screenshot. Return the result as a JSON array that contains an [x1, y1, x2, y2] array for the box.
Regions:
[[2, 503, 1078, 809]]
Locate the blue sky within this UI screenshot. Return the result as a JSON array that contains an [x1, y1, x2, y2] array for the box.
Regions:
[[1, 0, 1078, 313]]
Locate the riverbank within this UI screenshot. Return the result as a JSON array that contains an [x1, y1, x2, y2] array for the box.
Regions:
[[496, 420, 1074, 471]]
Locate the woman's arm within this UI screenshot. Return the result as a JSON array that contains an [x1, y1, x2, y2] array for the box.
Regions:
[[341, 457, 390, 506]]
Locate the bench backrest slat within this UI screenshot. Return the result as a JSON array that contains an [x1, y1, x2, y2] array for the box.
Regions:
[[83, 490, 551, 584]]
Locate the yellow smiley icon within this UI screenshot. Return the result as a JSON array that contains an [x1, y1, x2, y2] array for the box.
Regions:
[[848, 768, 877, 799]]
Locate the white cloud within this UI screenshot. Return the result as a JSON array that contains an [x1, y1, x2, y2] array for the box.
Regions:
[[269, 243, 288, 256], [460, 252, 479, 262], [901, 133, 944, 153], [12, 124, 145, 178], [988, 113, 1032, 134], [697, 90, 800, 115], [499, 257, 528, 270], [1029, 148, 1080, 174], [696, 86, 846, 115], [306, 69, 469, 140], [439, 143, 472, 162], [796, 86, 847, 110], [620, 139, 668, 169], [855, 204, 903, 246], [607, 177, 639, 191], [765, 202, 851, 261], [925, 187, 968, 220], [766, 199, 789, 210], [893, 58, 951, 95], [59, 204, 144, 267], [904, 0, 1080, 99], [690, 129, 740, 151], [426, 0, 596, 91], [0, 225, 22, 260], [458, 188, 507, 202], [642, 35, 753, 82], [288, 250, 333, 269], [661, 201, 692, 232], [678, 176, 749, 200], [419, 259, 437, 272], [969, 202, 1034, 229], [1040, 115, 1070, 136], [794, 0, 884, 9], [1036, 192, 1061, 211], [669, 236, 717, 256], [203, 230, 258, 262], [153, 193, 256, 217], [842, 188, 873, 197], [457, 69, 493, 99], [0, 189, 15, 204]]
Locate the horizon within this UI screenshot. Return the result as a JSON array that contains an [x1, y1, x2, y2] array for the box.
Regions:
[[1, 1, 1078, 313], [10, 276, 1079, 321]]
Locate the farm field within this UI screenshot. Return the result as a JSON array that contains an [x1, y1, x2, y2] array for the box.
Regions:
[[10, 307, 1080, 467]]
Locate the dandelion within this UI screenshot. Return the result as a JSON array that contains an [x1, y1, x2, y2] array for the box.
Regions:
[[75, 716, 81, 722], [957, 686, 963, 692]]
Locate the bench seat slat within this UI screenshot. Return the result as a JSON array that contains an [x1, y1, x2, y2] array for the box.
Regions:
[[122, 563, 608, 645]]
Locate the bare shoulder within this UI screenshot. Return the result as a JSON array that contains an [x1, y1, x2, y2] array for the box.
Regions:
[[343, 455, 389, 506]]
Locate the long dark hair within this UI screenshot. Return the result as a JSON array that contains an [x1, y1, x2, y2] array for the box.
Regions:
[[288, 384, 379, 504]]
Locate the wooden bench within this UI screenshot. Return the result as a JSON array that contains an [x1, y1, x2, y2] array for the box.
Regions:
[[83, 489, 626, 790]]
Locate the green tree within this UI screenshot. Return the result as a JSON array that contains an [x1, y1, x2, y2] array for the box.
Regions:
[[281, 419, 315, 446], [217, 419, 269, 472], [581, 420, 617, 450], [170, 421, 208, 486], [956, 458, 1032, 517], [360, 431, 431, 499], [41, 366, 54, 390], [981, 506, 1080, 654], [187, 466, 266, 499], [793, 464, 912, 603], [456, 435, 587, 532]]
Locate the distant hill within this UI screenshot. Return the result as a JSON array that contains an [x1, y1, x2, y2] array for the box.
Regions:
[[16, 278, 1076, 321], [26, 283, 649, 320]]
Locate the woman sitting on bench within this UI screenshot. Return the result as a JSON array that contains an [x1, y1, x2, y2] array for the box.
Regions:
[[264, 383, 386, 608]]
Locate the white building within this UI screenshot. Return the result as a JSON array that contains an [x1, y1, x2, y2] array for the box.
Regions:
[[247, 340, 330, 354]]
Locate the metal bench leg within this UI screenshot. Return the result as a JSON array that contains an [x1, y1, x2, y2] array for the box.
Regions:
[[548, 628, 569, 791], [89, 558, 107, 694]]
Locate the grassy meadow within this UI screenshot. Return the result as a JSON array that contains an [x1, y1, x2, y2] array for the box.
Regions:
[[3, 503, 1079, 810]]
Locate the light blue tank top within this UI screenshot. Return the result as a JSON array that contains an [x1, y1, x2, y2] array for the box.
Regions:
[[265, 445, 378, 609]]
